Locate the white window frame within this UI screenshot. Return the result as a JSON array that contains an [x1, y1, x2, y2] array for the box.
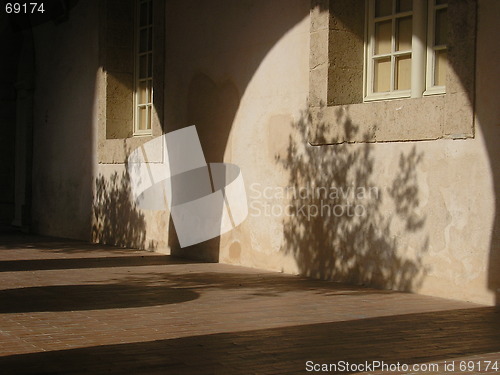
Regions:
[[364, 0, 447, 102], [364, 0, 413, 101], [425, 0, 448, 95], [133, 0, 154, 136]]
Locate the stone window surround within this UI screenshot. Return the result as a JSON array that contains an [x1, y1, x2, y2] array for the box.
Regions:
[[97, 0, 164, 164], [308, 0, 476, 145]]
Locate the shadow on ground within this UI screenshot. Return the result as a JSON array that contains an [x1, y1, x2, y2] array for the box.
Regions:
[[0, 284, 198, 313], [0, 232, 143, 254], [0, 255, 194, 272], [110, 271, 397, 298], [0, 307, 498, 374]]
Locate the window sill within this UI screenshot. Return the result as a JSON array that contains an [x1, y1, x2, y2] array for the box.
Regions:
[[308, 91, 474, 145], [423, 86, 446, 96], [364, 90, 411, 102], [98, 135, 163, 164]]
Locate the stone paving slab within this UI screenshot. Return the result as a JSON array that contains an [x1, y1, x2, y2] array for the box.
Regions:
[[0, 233, 498, 374]]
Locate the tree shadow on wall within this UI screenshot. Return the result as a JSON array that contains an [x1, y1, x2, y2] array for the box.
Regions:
[[276, 106, 428, 291], [92, 169, 147, 250]]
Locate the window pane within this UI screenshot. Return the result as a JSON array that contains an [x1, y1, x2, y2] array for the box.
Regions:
[[374, 58, 391, 92], [375, 21, 392, 55], [434, 50, 447, 86], [147, 52, 153, 76], [137, 106, 148, 130], [396, 0, 412, 13], [435, 8, 448, 46], [375, 0, 392, 17], [148, 27, 152, 50], [396, 16, 412, 51], [396, 55, 411, 90], [139, 55, 148, 78], [146, 106, 152, 130], [135, 0, 153, 136], [139, 1, 148, 27], [139, 29, 148, 53], [148, 0, 153, 23], [137, 80, 151, 104]]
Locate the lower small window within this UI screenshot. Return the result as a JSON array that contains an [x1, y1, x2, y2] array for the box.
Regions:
[[364, 0, 448, 102], [134, 0, 153, 135], [425, 0, 448, 94]]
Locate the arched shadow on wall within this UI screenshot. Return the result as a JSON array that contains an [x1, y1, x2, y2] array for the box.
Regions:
[[167, 73, 241, 261], [96, 0, 310, 259], [164, 0, 310, 261], [277, 105, 428, 290]]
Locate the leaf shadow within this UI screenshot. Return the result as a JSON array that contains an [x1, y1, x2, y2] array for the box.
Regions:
[[91, 164, 148, 250], [276, 104, 429, 291]]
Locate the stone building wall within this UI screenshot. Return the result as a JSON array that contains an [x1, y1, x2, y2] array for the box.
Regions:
[[30, 0, 500, 305]]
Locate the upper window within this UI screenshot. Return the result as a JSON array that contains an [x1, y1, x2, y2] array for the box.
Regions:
[[134, 0, 153, 135], [99, 0, 165, 162], [308, 0, 475, 144], [364, 0, 448, 101]]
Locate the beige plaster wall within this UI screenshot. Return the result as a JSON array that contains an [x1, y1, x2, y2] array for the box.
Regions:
[[31, 0, 98, 240], [30, 0, 499, 306], [161, 0, 498, 305], [162, 0, 312, 262]]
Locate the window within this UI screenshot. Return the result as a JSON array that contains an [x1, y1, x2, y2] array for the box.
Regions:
[[99, 0, 164, 163], [134, 0, 153, 135], [426, 0, 448, 94], [364, 0, 448, 102], [308, 0, 475, 144]]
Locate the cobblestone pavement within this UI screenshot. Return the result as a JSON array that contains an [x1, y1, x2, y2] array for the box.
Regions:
[[0, 233, 498, 374]]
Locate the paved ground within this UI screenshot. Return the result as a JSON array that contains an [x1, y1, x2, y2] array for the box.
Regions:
[[0, 232, 498, 374]]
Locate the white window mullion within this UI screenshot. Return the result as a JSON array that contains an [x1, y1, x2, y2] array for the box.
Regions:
[[411, 0, 427, 98], [366, 0, 375, 98], [390, 12, 395, 92], [390, 55, 395, 92], [424, 0, 447, 96]]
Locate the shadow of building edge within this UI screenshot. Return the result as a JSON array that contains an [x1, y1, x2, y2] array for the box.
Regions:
[[0, 306, 497, 374], [474, 0, 500, 305], [6, 0, 96, 240]]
